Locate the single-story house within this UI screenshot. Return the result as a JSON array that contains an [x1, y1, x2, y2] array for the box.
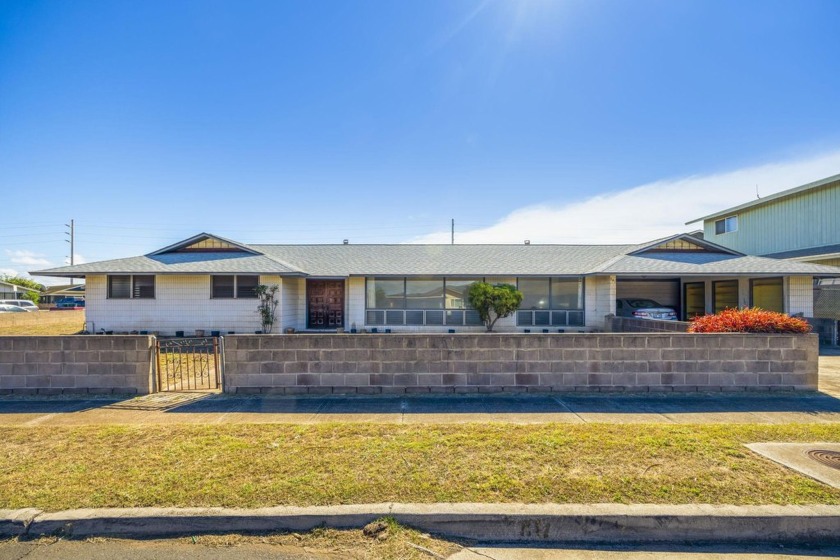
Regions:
[[0, 280, 40, 301], [30, 232, 840, 335], [39, 283, 86, 305]]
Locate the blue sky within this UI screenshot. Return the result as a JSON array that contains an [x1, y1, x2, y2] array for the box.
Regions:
[[2, 0, 840, 282]]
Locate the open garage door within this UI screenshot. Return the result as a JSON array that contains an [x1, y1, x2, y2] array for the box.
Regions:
[[616, 279, 681, 316]]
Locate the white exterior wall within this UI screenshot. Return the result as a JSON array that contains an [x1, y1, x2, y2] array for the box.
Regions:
[[280, 277, 305, 331], [585, 275, 616, 330], [786, 276, 814, 316], [347, 277, 366, 331], [86, 274, 282, 335]]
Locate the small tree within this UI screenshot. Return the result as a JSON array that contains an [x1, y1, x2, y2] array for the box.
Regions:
[[255, 284, 280, 334], [22, 291, 40, 304], [467, 282, 523, 332]]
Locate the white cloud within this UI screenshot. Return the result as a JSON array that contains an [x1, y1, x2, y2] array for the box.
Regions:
[[0, 268, 19, 278], [409, 150, 840, 245], [5, 250, 52, 267]]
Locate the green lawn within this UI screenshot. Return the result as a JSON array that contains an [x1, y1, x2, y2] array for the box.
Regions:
[[2, 423, 839, 511]]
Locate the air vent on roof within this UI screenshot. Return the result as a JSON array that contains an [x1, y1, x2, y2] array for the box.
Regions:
[[343, 239, 349, 245], [524, 240, 530, 245]]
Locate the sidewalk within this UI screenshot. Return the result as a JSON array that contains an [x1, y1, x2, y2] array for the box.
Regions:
[[1, 356, 838, 427]]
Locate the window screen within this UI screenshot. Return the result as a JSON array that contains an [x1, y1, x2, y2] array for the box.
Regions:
[[684, 282, 705, 319], [236, 275, 259, 299], [751, 277, 783, 313], [108, 276, 131, 299], [132, 275, 155, 299], [212, 275, 235, 298], [713, 280, 739, 313]]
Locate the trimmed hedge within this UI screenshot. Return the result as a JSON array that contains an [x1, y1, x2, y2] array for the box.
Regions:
[[688, 308, 812, 334]]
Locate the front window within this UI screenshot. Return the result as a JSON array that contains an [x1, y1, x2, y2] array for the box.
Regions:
[[236, 275, 259, 299], [684, 282, 706, 319], [108, 276, 131, 299], [212, 275, 235, 298], [212, 275, 259, 298], [132, 275, 155, 299], [405, 278, 444, 309], [713, 280, 739, 313], [751, 277, 783, 313], [107, 275, 155, 299], [517, 277, 585, 327], [366, 278, 405, 309], [365, 277, 483, 326], [519, 278, 550, 310]]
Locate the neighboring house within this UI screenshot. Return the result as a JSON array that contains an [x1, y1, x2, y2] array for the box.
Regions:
[[39, 283, 86, 305], [30, 232, 840, 335], [687, 173, 840, 322], [0, 280, 40, 301]]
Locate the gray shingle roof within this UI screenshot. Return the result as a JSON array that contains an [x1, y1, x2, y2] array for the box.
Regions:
[[33, 252, 302, 277], [251, 244, 633, 276], [31, 233, 840, 278], [600, 252, 840, 276], [763, 243, 840, 260]]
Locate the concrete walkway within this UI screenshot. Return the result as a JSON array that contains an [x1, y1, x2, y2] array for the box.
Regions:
[[1, 355, 838, 427]]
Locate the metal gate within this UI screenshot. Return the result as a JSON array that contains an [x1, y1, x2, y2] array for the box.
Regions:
[[155, 337, 221, 391]]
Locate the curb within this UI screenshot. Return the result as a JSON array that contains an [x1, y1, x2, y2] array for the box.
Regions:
[[3, 504, 840, 543]]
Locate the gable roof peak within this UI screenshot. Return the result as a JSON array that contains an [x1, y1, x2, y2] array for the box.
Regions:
[[148, 233, 262, 256], [629, 233, 744, 256]]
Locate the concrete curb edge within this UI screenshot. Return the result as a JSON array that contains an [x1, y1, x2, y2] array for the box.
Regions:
[[3, 504, 840, 543]]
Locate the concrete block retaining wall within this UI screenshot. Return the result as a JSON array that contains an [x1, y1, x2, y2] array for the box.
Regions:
[[222, 333, 819, 394], [0, 336, 154, 395], [607, 316, 690, 333]]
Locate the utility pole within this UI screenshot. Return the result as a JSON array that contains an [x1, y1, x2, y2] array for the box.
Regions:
[[451, 218, 454, 245], [65, 219, 74, 286]]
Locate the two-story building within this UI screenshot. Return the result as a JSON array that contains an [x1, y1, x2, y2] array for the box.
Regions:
[[687, 173, 840, 335]]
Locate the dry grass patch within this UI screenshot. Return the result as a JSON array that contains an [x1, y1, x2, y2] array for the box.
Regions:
[[1, 423, 840, 511], [13, 518, 461, 560], [0, 310, 84, 335], [185, 518, 462, 560]]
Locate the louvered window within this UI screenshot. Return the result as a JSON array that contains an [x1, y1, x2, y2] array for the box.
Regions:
[[107, 276, 131, 299], [107, 275, 154, 299]]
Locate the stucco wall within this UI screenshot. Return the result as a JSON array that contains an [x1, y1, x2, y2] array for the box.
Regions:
[[86, 274, 282, 335], [222, 333, 818, 394], [0, 336, 154, 394]]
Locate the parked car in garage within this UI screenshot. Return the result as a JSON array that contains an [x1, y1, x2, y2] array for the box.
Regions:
[[0, 299, 39, 312], [0, 304, 28, 313], [616, 298, 678, 320]]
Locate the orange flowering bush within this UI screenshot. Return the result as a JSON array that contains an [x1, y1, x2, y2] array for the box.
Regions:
[[688, 307, 811, 334]]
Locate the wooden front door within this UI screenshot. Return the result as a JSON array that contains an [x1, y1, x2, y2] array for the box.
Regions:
[[307, 279, 345, 329]]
